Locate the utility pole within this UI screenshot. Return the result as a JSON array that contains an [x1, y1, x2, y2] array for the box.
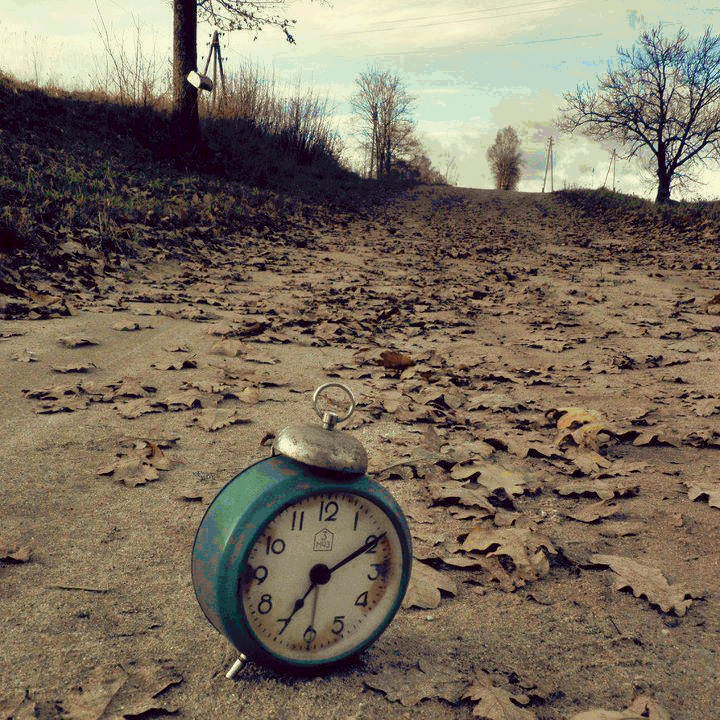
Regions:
[[542, 136, 554, 193], [603, 150, 617, 191], [201, 30, 227, 114]]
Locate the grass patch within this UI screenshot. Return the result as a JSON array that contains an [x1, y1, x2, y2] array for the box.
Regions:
[[0, 70, 398, 258], [552, 186, 720, 235]]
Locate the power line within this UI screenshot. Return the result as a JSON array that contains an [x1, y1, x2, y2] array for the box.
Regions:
[[274, 0, 577, 43], [498, 32, 602, 47]]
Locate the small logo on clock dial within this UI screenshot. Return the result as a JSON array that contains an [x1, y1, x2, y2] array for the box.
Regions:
[[313, 528, 334, 552]]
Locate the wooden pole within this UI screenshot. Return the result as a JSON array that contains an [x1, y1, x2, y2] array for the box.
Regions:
[[202, 32, 214, 76], [211, 35, 218, 111], [215, 32, 226, 111], [542, 136, 552, 192]]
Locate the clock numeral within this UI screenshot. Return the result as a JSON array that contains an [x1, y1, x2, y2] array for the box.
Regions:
[[364, 535, 379, 553], [277, 616, 292, 635], [303, 625, 317, 646], [252, 565, 268, 585], [353, 511, 359, 531], [291, 510, 304, 531], [258, 594, 273, 615], [266, 537, 285, 555], [367, 563, 383, 581], [355, 591, 369, 607], [331, 616, 345, 635], [318, 500, 339, 522]]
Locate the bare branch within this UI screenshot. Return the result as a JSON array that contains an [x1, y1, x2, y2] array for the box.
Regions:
[[559, 23, 720, 203], [351, 66, 417, 178]]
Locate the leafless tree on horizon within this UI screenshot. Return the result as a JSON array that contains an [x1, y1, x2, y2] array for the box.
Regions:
[[559, 23, 720, 204]]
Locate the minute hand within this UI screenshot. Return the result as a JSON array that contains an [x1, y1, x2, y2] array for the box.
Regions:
[[329, 532, 387, 574]]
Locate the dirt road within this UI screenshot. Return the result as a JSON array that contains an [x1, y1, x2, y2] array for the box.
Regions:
[[2, 186, 719, 719]]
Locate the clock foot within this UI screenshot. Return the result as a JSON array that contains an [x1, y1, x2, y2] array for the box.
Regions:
[[225, 654, 247, 680]]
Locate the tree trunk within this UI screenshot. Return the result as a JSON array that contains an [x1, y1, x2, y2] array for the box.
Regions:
[[656, 173, 672, 204], [655, 143, 672, 204], [172, 0, 200, 154]]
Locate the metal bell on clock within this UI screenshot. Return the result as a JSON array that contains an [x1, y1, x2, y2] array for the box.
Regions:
[[273, 383, 368, 476]]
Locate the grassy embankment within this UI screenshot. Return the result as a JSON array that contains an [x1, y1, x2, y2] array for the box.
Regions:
[[0, 67, 390, 261], [1, 66, 718, 267]]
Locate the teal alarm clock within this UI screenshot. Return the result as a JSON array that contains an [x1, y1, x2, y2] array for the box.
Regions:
[[191, 383, 412, 671]]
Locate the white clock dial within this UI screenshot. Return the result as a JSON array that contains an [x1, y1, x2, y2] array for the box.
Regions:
[[240, 491, 405, 663]]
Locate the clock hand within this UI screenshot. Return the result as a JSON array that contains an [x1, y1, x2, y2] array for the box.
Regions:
[[278, 581, 317, 634], [279, 532, 387, 634], [329, 532, 387, 574]]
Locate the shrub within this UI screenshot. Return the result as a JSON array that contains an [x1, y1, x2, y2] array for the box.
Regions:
[[487, 126, 524, 190]]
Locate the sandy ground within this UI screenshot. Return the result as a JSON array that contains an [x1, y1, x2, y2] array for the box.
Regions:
[[1, 185, 719, 720]]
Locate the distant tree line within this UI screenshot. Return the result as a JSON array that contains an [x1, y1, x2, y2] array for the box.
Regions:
[[351, 65, 453, 184]]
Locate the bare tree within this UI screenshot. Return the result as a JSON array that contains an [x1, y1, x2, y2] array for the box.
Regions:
[[487, 126, 524, 190], [351, 66, 416, 178], [172, 0, 311, 153], [559, 24, 720, 204]]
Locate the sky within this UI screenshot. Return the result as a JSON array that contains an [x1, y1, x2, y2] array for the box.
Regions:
[[2, 1, 720, 198]]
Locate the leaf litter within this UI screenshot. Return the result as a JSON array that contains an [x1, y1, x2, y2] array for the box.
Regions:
[[5, 186, 720, 720], [98, 439, 180, 487]]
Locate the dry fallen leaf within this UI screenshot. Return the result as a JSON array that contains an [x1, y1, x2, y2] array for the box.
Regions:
[[461, 527, 555, 587], [564, 447, 613, 475], [98, 440, 179, 487], [475, 463, 538, 497], [550, 406, 604, 429], [11, 348, 37, 362], [632, 430, 681, 448], [567, 710, 643, 719], [548, 407, 615, 451], [51, 362, 96, 374], [428, 481, 495, 516], [555, 479, 638, 500], [62, 662, 182, 720], [23, 382, 93, 413], [58, 336, 99, 348], [463, 669, 537, 719], [379, 349, 415, 370], [243, 349, 280, 365], [692, 398, 720, 417], [63, 664, 127, 720], [164, 388, 206, 410], [152, 357, 198, 370], [1, 540, 32, 564], [591, 554, 696, 616], [363, 660, 466, 706], [686, 482, 720, 509], [402, 559, 457, 609], [103, 377, 157, 400], [111, 321, 152, 331], [115, 398, 166, 419], [211, 338, 245, 357], [568, 694, 671, 720], [190, 407, 252, 432], [564, 500, 618, 523]]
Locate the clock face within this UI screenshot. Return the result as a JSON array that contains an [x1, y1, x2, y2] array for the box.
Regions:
[[239, 491, 407, 665]]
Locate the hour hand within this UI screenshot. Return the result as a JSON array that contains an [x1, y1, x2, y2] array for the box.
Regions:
[[277, 533, 386, 634], [278, 580, 317, 634]]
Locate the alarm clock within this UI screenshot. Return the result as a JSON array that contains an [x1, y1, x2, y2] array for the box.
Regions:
[[191, 383, 412, 671]]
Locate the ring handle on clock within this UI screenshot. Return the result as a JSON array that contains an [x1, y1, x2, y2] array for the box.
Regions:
[[312, 383, 356, 429]]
